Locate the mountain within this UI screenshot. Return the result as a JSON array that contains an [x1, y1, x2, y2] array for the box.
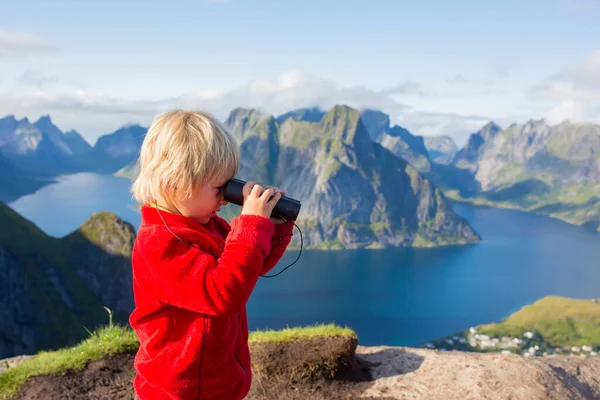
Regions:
[[0, 151, 50, 203], [359, 109, 431, 172], [424, 135, 458, 164], [86, 125, 147, 173], [64, 130, 92, 154], [0, 115, 90, 177], [222, 105, 479, 249], [0, 115, 19, 147], [276, 107, 326, 124], [437, 120, 600, 230], [0, 202, 134, 358], [0, 113, 145, 182]]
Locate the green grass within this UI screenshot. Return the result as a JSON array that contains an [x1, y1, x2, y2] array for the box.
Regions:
[[479, 296, 600, 348], [249, 324, 355, 343], [0, 324, 354, 399], [0, 325, 138, 400]]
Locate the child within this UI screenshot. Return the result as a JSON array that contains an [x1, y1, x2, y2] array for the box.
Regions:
[[129, 110, 294, 399]]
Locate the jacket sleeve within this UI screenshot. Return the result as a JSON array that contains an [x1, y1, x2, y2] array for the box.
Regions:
[[261, 220, 295, 275], [144, 214, 274, 316]]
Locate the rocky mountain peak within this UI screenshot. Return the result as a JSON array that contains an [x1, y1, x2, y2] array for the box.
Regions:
[[478, 121, 502, 140], [359, 109, 391, 141], [226, 107, 267, 126], [34, 115, 53, 127], [0, 115, 18, 126], [318, 105, 371, 148], [76, 212, 136, 258]]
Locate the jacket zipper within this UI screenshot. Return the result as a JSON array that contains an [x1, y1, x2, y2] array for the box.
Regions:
[[235, 314, 248, 386]]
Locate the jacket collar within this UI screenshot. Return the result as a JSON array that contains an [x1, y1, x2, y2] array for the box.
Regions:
[[140, 204, 230, 256]]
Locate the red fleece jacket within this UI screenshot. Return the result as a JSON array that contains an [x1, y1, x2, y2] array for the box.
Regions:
[[129, 205, 293, 399]]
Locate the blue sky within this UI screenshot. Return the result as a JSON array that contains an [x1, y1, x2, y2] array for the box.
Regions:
[[1, 0, 599, 145]]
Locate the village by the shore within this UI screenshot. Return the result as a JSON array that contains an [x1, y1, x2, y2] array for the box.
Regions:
[[427, 327, 599, 358]]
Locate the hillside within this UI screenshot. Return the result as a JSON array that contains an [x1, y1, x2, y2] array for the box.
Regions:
[[436, 120, 600, 231], [428, 296, 600, 358], [0, 202, 135, 359]]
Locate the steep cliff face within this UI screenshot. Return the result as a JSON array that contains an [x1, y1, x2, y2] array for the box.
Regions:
[[0, 202, 134, 358], [224, 105, 479, 249]]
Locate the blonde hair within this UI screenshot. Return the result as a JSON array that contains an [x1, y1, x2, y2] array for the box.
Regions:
[[132, 110, 240, 205]]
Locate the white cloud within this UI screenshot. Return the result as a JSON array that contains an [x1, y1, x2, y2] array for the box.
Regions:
[[0, 30, 57, 58], [177, 70, 409, 119], [447, 74, 468, 84], [17, 70, 59, 87], [532, 50, 600, 124], [533, 51, 600, 101], [380, 81, 425, 96], [545, 100, 600, 125], [0, 69, 493, 144]]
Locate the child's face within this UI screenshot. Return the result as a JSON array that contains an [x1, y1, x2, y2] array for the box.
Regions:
[[177, 175, 230, 224]]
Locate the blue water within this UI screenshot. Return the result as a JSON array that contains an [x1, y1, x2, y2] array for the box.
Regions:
[[9, 173, 600, 346]]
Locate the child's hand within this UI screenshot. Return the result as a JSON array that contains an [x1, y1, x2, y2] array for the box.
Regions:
[[240, 181, 282, 219], [265, 185, 287, 224]]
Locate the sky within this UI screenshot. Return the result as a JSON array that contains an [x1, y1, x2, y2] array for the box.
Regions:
[[0, 0, 599, 145]]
